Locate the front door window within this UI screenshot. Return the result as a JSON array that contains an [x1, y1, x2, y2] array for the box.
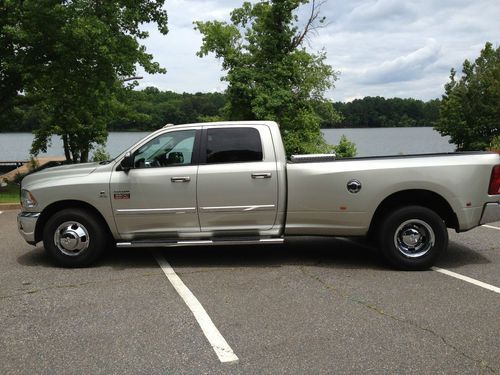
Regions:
[[133, 130, 196, 168]]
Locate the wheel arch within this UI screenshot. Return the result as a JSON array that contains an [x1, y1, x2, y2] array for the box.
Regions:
[[369, 189, 459, 238], [35, 200, 112, 244]]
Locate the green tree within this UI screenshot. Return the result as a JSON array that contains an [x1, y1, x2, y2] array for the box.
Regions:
[[91, 146, 111, 162], [489, 135, 500, 151], [108, 88, 227, 131], [331, 97, 440, 129], [435, 42, 500, 151], [0, 0, 168, 162], [195, 0, 340, 155], [332, 135, 357, 158]]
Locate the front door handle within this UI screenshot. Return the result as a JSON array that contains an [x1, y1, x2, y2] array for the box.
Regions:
[[171, 176, 191, 183], [251, 172, 272, 179]]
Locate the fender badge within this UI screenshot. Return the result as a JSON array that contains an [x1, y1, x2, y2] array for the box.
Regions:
[[114, 191, 130, 199]]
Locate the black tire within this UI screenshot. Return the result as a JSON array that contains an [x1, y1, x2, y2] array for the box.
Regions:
[[43, 208, 107, 267], [378, 206, 448, 270]]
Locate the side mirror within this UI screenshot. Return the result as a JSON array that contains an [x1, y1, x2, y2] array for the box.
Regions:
[[120, 152, 134, 171]]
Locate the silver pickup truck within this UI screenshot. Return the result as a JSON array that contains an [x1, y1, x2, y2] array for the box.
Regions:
[[18, 121, 500, 269]]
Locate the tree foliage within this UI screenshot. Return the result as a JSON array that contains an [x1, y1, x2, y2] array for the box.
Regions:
[[332, 97, 440, 128], [332, 135, 357, 158], [109, 88, 227, 131], [1, 88, 444, 135], [195, 0, 340, 155], [435, 42, 500, 151], [0, 0, 168, 162], [489, 135, 500, 151]]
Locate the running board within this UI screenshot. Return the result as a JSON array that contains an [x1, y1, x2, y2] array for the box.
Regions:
[[116, 238, 284, 248]]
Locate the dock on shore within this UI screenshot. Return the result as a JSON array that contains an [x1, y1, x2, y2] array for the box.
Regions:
[[0, 156, 66, 182]]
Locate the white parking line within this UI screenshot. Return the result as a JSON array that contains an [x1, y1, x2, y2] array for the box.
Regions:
[[431, 267, 500, 294], [482, 224, 500, 231], [154, 253, 239, 363], [0, 211, 3, 215]]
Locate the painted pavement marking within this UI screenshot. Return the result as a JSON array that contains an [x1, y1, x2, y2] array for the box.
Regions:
[[432, 267, 500, 294], [482, 224, 500, 231], [154, 253, 239, 363]]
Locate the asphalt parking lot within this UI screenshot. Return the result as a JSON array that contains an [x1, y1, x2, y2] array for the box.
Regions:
[[1, 209, 499, 374]]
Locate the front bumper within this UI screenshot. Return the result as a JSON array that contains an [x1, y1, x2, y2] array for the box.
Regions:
[[480, 202, 500, 225], [17, 212, 40, 245]]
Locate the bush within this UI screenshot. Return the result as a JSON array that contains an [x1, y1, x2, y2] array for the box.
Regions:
[[28, 155, 39, 171], [92, 146, 111, 162], [333, 135, 357, 158], [489, 135, 500, 151]]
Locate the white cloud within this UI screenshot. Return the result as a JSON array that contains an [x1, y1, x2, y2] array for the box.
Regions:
[[346, 0, 419, 28], [359, 39, 441, 84], [344, 94, 364, 102], [136, 0, 500, 101]]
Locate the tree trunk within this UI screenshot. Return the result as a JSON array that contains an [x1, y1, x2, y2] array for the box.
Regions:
[[80, 147, 89, 163], [62, 134, 71, 162]]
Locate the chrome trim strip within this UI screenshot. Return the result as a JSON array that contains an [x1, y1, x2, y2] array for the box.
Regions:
[[19, 212, 41, 218], [200, 204, 276, 213], [258, 238, 284, 243], [115, 207, 196, 215], [290, 154, 337, 163], [177, 240, 213, 245], [116, 238, 284, 248], [116, 242, 132, 247]]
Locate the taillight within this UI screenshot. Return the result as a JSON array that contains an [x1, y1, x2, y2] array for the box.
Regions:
[[489, 165, 500, 195]]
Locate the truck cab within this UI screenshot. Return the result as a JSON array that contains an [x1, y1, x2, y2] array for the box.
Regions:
[[110, 122, 286, 239]]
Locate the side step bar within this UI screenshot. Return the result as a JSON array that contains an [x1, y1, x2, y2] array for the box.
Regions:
[[116, 238, 284, 248]]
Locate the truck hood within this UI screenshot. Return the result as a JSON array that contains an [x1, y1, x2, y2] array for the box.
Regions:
[[22, 162, 100, 189]]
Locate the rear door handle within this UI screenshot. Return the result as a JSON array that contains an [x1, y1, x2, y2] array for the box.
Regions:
[[251, 172, 272, 179], [171, 176, 191, 183]]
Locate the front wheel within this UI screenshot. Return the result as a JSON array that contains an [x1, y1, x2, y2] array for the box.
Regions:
[[378, 206, 448, 270], [43, 208, 107, 267]]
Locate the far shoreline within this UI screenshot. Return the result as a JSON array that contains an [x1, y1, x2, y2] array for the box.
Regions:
[[0, 125, 436, 134]]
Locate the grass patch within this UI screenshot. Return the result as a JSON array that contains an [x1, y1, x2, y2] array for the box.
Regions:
[[0, 183, 20, 204]]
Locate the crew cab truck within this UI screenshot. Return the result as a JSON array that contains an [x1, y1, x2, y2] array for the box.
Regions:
[[18, 121, 500, 270]]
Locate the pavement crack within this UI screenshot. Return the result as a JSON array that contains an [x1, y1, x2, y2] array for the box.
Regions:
[[299, 266, 498, 374], [175, 267, 239, 276], [0, 272, 161, 300]]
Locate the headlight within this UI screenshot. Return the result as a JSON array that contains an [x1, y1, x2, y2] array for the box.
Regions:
[[21, 189, 38, 209]]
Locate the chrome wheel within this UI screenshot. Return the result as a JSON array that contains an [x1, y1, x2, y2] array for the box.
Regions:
[[54, 221, 90, 256], [393, 219, 435, 258]]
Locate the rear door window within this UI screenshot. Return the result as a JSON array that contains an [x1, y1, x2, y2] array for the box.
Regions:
[[206, 128, 263, 164]]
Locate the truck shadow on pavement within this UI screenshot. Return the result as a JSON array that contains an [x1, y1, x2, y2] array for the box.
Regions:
[[436, 240, 494, 268], [17, 237, 492, 271]]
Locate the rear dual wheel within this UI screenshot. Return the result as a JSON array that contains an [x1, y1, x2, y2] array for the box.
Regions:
[[378, 206, 448, 270]]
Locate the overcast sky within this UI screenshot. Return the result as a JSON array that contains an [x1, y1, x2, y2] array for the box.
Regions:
[[136, 0, 500, 102]]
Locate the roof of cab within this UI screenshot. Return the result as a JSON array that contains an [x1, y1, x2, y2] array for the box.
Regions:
[[161, 120, 279, 130]]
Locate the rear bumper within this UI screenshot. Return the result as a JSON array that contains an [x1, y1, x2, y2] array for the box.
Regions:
[[17, 212, 40, 245], [480, 202, 500, 225]]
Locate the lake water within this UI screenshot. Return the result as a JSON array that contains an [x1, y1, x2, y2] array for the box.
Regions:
[[322, 127, 455, 157], [0, 127, 454, 161]]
